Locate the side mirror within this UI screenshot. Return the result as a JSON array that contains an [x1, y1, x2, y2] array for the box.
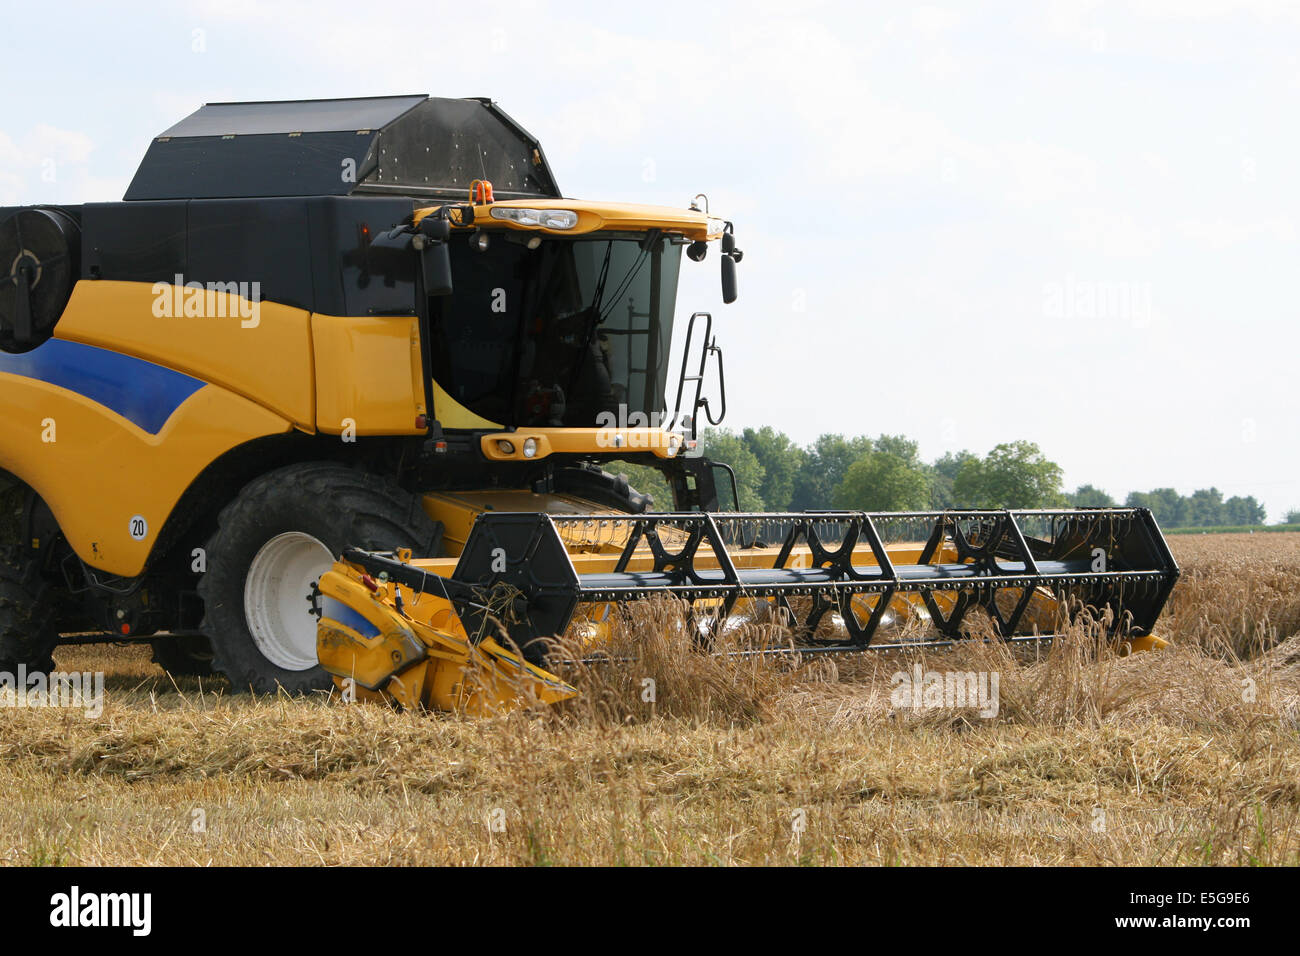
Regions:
[[417, 218, 453, 296], [720, 255, 737, 304], [720, 231, 739, 304]]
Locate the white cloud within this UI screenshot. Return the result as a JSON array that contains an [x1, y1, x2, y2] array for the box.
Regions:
[[1177, 217, 1298, 248], [0, 124, 102, 204], [1063, 207, 1164, 257], [25, 125, 95, 164], [912, 6, 963, 32], [998, 140, 1099, 204], [1140, 151, 1172, 176], [1134, 0, 1300, 22], [921, 48, 962, 80]]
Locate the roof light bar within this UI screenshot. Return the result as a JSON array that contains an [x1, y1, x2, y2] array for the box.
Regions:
[[489, 207, 579, 230]]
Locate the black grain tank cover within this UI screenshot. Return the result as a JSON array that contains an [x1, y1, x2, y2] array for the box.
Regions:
[[124, 95, 561, 202]]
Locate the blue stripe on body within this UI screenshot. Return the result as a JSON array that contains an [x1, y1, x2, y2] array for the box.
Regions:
[[321, 597, 382, 639], [0, 338, 205, 435]]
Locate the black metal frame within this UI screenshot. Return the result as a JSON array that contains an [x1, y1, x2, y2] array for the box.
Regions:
[[344, 508, 1180, 656]]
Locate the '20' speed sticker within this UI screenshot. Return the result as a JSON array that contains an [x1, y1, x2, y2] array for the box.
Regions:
[[129, 515, 148, 541]]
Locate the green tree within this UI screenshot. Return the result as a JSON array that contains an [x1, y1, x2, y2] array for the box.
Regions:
[[1067, 484, 1116, 508], [1125, 488, 1263, 528], [1286, 510, 1300, 525], [872, 434, 921, 466], [1126, 488, 1187, 528], [700, 427, 766, 511], [953, 441, 1064, 508], [741, 426, 804, 512], [833, 451, 931, 511], [929, 450, 976, 508], [790, 433, 873, 510], [1185, 487, 1225, 527], [1223, 495, 1266, 526]]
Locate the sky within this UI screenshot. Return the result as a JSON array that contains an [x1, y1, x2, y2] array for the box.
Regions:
[[2, 0, 1298, 518]]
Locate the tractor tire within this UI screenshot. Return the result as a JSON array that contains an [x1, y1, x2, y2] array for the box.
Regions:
[[197, 462, 442, 695], [150, 633, 215, 677], [0, 544, 59, 673]]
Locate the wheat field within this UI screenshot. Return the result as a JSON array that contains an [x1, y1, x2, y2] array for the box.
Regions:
[[1, 532, 1297, 866]]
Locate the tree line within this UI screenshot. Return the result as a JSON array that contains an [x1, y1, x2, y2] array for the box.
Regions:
[[615, 427, 1273, 527]]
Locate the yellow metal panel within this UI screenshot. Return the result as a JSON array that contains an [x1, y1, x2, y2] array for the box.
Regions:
[[311, 314, 426, 435], [53, 280, 315, 429], [315, 573, 428, 690], [0, 377, 291, 576], [316, 559, 576, 715], [479, 427, 683, 462], [414, 199, 724, 240], [420, 493, 480, 557], [432, 379, 502, 430], [1126, 634, 1169, 653], [421, 489, 622, 556]]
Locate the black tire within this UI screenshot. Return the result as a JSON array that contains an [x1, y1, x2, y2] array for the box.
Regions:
[[0, 545, 59, 672], [197, 462, 442, 694], [150, 633, 215, 677]]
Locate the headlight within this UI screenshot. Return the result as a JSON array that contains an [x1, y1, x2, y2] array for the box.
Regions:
[[522, 438, 538, 458], [490, 208, 579, 230], [707, 217, 726, 236]]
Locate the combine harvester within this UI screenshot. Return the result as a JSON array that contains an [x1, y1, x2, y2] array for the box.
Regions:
[[0, 96, 1178, 710]]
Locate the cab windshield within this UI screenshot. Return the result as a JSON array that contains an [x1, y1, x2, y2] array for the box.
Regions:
[[431, 233, 683, 427]]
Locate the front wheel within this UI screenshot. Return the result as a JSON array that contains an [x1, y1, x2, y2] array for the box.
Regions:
[[197, 462, 442, 694]]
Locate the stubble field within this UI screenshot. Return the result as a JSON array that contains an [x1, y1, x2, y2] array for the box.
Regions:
[[2, 532, 1297, 866]]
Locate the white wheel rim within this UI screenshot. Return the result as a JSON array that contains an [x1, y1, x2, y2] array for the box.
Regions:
[[243, 531, 334, 671]]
